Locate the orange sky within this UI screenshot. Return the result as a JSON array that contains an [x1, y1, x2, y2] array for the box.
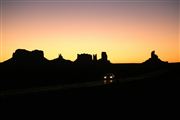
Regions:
[[0, 0, 179, 63]]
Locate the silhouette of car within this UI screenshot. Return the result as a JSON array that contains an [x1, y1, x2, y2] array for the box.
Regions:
[[103, 73, 116, 84]]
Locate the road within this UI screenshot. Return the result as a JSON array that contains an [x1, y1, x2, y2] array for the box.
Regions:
[[0, 69, 168, 96]]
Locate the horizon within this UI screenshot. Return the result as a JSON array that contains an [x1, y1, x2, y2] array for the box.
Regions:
[[0, 48, 178, 64], [0, 0, 180, 63]]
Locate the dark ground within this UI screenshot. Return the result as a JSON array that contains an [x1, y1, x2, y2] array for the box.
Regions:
[[1, 63, 179, 105]]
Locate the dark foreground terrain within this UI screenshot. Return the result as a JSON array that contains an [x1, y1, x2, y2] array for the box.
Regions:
[[1, 63, 179, 105]]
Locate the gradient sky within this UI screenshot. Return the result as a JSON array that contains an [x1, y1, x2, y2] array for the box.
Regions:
[[0, 0, 179, 63]]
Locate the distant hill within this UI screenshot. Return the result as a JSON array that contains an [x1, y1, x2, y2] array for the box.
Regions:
[[3, 49, 48, 65], [2, 49, 111, 65], [51, 54, 73, 65], [1, 49, 171, 66], [143, 51, 168, 65]]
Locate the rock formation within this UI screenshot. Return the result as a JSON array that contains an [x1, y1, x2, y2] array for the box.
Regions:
[[143, 51, 168, 64]]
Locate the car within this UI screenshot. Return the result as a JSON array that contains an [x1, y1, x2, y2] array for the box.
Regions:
[[103, 73, 116, 84]]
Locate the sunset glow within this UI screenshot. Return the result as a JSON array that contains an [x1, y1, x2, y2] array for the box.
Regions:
[[0, 0, 179, 63]]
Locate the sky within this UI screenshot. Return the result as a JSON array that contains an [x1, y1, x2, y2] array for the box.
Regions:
[[0, 0, 179, 63]]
